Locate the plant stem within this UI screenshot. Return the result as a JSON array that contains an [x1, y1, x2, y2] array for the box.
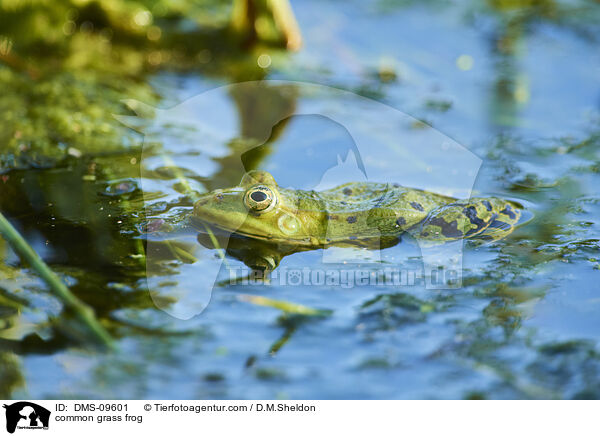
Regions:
[[0, 211, 114, 349]]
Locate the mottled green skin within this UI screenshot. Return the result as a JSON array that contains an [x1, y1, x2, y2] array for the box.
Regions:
[[192, 170, 521, 246]]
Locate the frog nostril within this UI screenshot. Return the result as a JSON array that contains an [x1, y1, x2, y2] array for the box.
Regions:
[[215, 193, 224, 201]]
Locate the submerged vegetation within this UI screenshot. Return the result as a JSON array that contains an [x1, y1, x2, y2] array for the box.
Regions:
[[0, 0, 301, 169]]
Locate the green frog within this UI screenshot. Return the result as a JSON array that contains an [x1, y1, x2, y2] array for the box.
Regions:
[[192, 170, 522, 250]]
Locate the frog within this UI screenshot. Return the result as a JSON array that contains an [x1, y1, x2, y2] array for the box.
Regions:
[[192, 170, 522, 251]]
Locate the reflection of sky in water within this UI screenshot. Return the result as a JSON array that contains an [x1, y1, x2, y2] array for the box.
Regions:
[[242, 115, 363, 189], [145, 82, 482, 196], [291, 1, 600, 142]]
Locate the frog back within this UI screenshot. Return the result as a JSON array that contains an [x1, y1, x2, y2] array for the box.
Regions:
[[307, 182, 451, 243]]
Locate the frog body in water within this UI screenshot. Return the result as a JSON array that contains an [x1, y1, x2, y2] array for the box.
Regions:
[[192, 170, 521, 248]]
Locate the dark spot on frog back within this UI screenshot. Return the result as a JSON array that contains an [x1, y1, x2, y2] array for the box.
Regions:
[[347, 216, 357, 224], [396, 216, 406, 226], [426, 217, 463, 238], [463, 205, 487, 235], [343, 187, 353, 196], [500, 205, 517, 219], [410, 201, 424, 212]]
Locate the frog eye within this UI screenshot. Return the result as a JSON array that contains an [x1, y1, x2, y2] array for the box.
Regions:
[[244, 185, 276, 213]]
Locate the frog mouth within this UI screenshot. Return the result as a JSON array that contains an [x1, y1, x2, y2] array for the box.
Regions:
[[191, 216, 313, 245], [191, 215, 269, 239]]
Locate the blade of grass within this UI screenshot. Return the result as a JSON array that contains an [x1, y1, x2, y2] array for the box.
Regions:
[[200, 222, 230, 269], [237, 293, 332, 316], [0, 212, 114, 349], [268, 325, 296, 356], [164, 240, 198, 264], [237, 294, 331, 356]]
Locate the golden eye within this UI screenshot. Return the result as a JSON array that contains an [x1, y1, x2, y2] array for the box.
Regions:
[[244, 185, 276, 213]]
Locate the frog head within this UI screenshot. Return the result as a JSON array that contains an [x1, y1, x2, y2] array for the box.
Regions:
[[193, 171, 315, 244]]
